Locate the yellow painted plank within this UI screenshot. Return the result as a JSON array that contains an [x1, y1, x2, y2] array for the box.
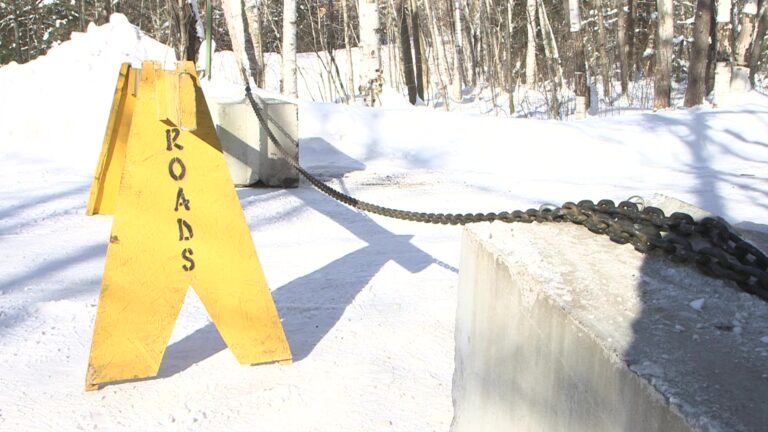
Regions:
[[86, 63, 291, 390], [86, 63, 136, 215]]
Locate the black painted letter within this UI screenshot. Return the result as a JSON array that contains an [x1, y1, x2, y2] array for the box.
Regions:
[[181, 248, 195, 271], [174, 187, 191, 211], [165, 128, 183, 151], [168, 157, 186, 181], [177, 218, 194, 241]]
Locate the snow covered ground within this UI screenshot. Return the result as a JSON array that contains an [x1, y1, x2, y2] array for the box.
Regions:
[[0, 15, 767, 431]]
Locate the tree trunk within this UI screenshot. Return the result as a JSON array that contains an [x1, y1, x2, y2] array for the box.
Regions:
[[282, 0, 298, 97], [654, 0, 673, 109], [538, 0, 563, 85], [732, 0, 758, 91], [464, 0, 481, 88], [168, 0, 199, 61], [398, 1, 418, 104], [411, 0, 426, 101], [423, 0, 450, 109], [341, 0, 355, 102], [750, 0, 767, 85], [595, 0, 611, 101], [79, 0, 86, 32], [506, 0, 516, 114], [525, 0, 538, 86], [706, 2, 717, 93], [359, 0, 382, 96], [567, 0, 587, 118], [221, 0, 249, 81], [453, 0, 466, 99], [243, 0, 265, 88], [617, 0, 630, 93], [713, 0, 733, 105], [684, 0, 713, 107], [323, 0, 347, 101], [12, 2, 23, 63]]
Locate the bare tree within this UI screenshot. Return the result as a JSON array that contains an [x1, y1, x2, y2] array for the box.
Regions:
[[617, 0, 635, 94], [732, 0, 759, 91], [684, 0, 714, 106], [525, 0, 537, 86], [220, 0, 249, 78], [243, 0, 265, 87], [411, 0, 427, 101], [567, 0, 588, 118], [594, 0, 611, 101], [713, 0, 733, 105], [282, 0, 298, 97], [341, 0, 355, 102], [167, 0, 200, 61], [749, 0, 767, 85], [505, 0, 518, 114], [537, 0, 562, 86], [423, 0, 451, 108], [453, 0, 466, 99], [398, 1, 418, 104], [654, 0, 673, 109], [359, 0, 382, 102]]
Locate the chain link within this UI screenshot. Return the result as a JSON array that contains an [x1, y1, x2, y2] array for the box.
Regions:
[[244, 87, 768, 302]]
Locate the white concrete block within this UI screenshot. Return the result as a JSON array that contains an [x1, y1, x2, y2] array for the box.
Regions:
[[207, 95, 299, 187], [452, 197, 768, 432]]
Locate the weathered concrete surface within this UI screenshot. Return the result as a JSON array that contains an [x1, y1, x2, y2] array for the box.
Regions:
[[207, 95, 299, 188], [258, 98, 299, 188], [452, 198, 768, 432]]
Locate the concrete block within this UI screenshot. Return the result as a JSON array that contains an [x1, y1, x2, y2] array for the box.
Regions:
[[452, 196, 768, 432], [207, 95, 299, 188], [258, 98, 299, 188]]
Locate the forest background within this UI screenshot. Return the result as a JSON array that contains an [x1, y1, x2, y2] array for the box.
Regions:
[[1, 0, 766, 118]]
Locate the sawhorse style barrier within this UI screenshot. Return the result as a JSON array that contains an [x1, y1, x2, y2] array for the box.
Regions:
[[84, 61, 292, 391]]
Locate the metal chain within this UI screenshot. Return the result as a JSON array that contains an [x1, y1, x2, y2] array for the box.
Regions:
[[243, 87, 768, 301]]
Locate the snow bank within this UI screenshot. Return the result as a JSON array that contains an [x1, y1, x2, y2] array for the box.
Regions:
[[0, 14, 176, 171]]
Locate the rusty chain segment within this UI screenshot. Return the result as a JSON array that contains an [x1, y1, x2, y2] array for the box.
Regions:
[[244, 87, 768, 302]]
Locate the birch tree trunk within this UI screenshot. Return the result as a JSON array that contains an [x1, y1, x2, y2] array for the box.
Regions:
[[731, 0, 758, 91], [359, 0, 382, 90], [282, 0, 298, 97], [684, 0, 714, 106], [453, 0, 466, 99], [654, 0, 674, 109], [713, 0, 733, 105], [537, 0, 563, 85], [525, 0, 538, 86], [243, 0, 265, 88], [221, 0, 249, 82]]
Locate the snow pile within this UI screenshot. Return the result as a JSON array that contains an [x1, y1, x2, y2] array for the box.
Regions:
[[0, 14, 175, 171]]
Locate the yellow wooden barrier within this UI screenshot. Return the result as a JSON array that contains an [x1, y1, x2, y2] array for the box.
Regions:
[[85, 61, 292, 391], [86, 63, 136, 215]]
